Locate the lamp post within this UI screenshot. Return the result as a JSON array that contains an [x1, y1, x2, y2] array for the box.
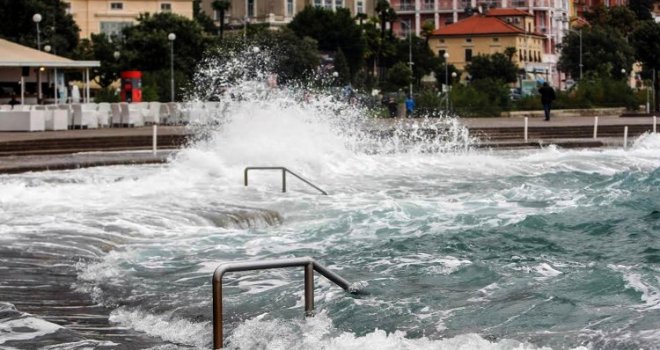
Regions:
[[168, 33, 176, 102], [621, 68, 627, 87], [443, 52, 449, 114], [450, 71, 457, 112], [400, 20, 414, 98], [45, 45, 57, 103], [33, 13, 43, 104]]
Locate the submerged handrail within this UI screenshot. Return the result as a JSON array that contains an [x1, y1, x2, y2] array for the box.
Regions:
[[212, 257, 353, 349], [244, 166, 328, 195]]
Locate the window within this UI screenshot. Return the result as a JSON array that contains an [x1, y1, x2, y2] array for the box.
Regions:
[[315, 0, 322, 6], [248, 0, 255, 17], [466, 38, 472, 43], [100, 21, 131, 37], [465, 48, 472, 62], [493, 37, 499, 42], [335, 0, 343, 8], [160, 3, 172, 11], [287, 0, 294, 16], [110, 2, 123, 10], [357, 0, 364, 13]]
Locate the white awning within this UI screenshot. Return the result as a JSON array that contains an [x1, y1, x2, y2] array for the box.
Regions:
[[0, 38, 100, 68]]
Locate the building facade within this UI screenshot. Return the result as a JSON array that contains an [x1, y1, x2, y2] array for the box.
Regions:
[[199, 0, 374, 28], [62, 0, 194, 38], [429, 10, 545, 73]]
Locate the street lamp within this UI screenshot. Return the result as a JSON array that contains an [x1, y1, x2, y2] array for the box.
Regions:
[[400, 20, 414, 98], [33, 13, 43, 104], [443, 52, 449, 113], [168, 33, 176, 102], [621, 68, 627, 87], [113, 51, 121, 60]]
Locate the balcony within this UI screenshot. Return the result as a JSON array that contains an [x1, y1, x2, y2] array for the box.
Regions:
[[510, 0, 527, 7], [421, 2, 435, 10], [532, 0, 553, 8], [394, 3, 416, 11]]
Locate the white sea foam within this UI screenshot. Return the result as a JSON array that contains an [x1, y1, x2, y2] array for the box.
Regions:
[[609, 264, 660, 310], [225, 312, 588, 350], [0, 303, 63, 344], [109, 308, 211, 348]]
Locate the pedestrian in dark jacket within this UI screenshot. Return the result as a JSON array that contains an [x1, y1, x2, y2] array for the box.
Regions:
[[538, 82, 556, 121]]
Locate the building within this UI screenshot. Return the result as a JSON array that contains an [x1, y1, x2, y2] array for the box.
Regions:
[[0, 38, 100, 105], [199, 0, 374, 28], [574, 0, 627, 17], [429, 10, 546, 80], [62, 0, 194, 39]]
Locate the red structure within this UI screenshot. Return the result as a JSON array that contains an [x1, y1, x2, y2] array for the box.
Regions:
[[120, 71, 142, 103]]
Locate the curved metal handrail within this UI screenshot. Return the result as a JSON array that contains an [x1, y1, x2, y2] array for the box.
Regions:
[[244, 167, 328, 195], [212, 257, 352, 349]]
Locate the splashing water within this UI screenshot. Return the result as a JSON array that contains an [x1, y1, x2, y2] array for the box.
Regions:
[[1, 47, 659, 349]]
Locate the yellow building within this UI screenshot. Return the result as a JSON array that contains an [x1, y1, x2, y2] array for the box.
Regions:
[[428, 9, 545, 74], [63, 0, 194, 39]]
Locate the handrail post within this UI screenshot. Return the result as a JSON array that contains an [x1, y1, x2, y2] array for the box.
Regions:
[[244, 168, 249, 187], [304, 262, 314, 316], [282, 168, 287, 193], [213, 279, 223, 349]]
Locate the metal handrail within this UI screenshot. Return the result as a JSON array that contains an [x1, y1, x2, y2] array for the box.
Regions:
[[212, 257, 353, 349], [244, 167, 328, 195]]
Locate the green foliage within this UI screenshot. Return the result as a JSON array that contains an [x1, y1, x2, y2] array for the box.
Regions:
[[415, 88, 444, 116], [254, 28, 320, 84], [211, 0, 231, 38], [584, 5, 639, 36], [558, 25, 635, 80], [391, 35, 439, 88], [628, 0, 654, 20], [630, 21, 660, 111], [0, 0, 80, 57], [384, 62, 412, 91], [142, 69, 188, 102], [466, 53, 517, 83], [288, 6, 365, 75], [334, 48, 351, 85], [511, 77, 638, 111], [433, 64, 460, 90], [75, 34, 122, 88], [451, 79, 509, 117], [94, 87, 120, 103], [193, 0, 217, 34]]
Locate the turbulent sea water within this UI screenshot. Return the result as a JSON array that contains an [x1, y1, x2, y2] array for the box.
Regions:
[[1, 52, 660, 349]]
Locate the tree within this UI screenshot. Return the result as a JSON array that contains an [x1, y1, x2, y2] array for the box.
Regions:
[[193, 0, 217, 34], [466, 53, 517, 83], [0, 0, 79, 57], [121, 12, 210, 100], [558, 26, 634, 80], [630, 21, 660, 111], [390, 35, 440, 88], [504, 47, 517, 62], [74, 33, 122, 88], [334, 48, 351, 85], [288, 6, 365, 76], [584, 5, 639, 37], [250, 28, 320, 84], [433, 63, 460, 90], [420, 21, 435, 44], [211, 0, 231, 39], [385, 61, 412, 91], [628, 0, 653, 20]]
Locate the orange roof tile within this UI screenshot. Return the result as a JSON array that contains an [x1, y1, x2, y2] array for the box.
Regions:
[[485, 8, 533, 17], [432, 15, 531, 36]]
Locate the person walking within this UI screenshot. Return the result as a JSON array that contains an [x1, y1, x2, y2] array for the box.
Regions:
[[405, 95, 415, 118], [538, 82, 556, 121]]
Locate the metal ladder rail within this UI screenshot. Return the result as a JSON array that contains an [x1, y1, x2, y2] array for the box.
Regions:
[[212, 257, 352, 349], [244, 167, 328, 195]]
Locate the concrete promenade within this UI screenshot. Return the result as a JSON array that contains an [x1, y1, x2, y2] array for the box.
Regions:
[[0, 114, 657, 174]]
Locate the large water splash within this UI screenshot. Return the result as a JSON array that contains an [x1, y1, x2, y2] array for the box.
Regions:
[[170, 44, 476, 181]]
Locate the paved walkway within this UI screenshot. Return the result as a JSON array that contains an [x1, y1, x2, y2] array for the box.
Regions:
[[0, 125, 188, 142]]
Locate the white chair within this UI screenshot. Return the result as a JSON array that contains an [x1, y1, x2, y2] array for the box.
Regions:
[[167, 102, 181, 125], [58, 104, 73, 129], [0, 105, 11, 111], [0, 110, 45, 131], [110, 103, 122, 127], [72, 103, 99, 129], [44, 106, 68, 131], [120, 102, 144, 127], [97, 103, 111, 128], [142, 102, 161, 124]]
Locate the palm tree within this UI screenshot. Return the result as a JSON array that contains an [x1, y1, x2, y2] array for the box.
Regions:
[[504, 47, 517, 62], [212, 0, 231, 39]]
